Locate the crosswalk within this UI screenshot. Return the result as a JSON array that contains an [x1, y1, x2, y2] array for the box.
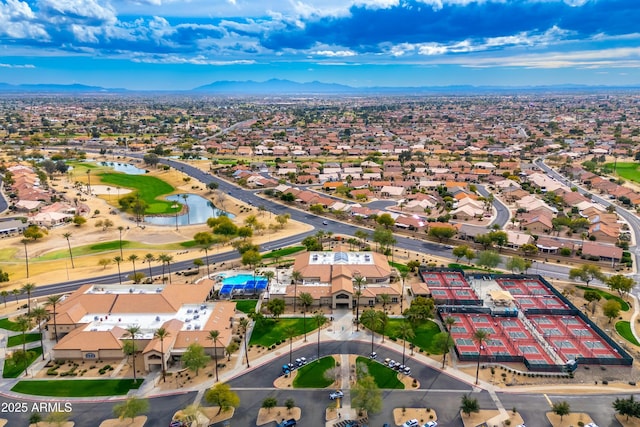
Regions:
[[333, 417, 368, 427]]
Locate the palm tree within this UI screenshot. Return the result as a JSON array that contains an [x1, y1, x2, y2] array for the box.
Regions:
[[378, 293, 391, 313], [298, 292, 313, 342], [291, 270, 302, 312], [397, 321, 414, 366], [263, 270, 275, 291], [113, 256, 123, 284], [154, 327, 171, 383], [378, 311, 388, 343], [46, 295, 62, 343], [193, 232, 214, 277], [22, 283, 36, 317], [0, 290, 8, 308], [182, 194, 190, 224], [360, 309, 383, 355], [125, 325, 141, 382], [207, 330, 221, 383], [128, 254, 139, 278], [62, 232, 74, 268], [21, 238, 30, 278], [16, 315, 32, 353], [313, 312, 327, 361], [31, 307, 48, 360], [284, 326, 297, 366], [144, 253, 155, 280], [239, 318, 250, 368], [12, 289, 21, 305], [158, 254, 169, 282], [473, 329, 489, 385], [117, 226, 125, 258], [164, 255, 174, 284], [399, 270, 409, 312], [442, 316, 457, 369], [353, 274, 366, 331]]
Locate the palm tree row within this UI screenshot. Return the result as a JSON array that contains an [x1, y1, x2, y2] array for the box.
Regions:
[[109, 252, 175, 284]]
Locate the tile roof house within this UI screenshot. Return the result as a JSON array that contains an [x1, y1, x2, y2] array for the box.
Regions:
[[581, 241, 623, 263]]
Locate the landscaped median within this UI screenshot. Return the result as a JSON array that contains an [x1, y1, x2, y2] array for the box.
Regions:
[[616, 321, 640, 346], [355, 357, 404, 389], [11, 379, 142, 397], [292, 356, 335, 388]]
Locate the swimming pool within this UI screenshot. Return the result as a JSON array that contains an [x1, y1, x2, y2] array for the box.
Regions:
[[220, 274, 268, 296]]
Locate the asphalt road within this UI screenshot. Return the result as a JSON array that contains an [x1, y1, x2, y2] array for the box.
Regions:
[[218, 339, 483, 427], [478, 184, 511, 228], [227, 340, 472, 392], [0, 391, 196, 426]]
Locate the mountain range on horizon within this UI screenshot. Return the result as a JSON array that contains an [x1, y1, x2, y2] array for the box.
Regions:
[[0, 79, 639, 95]]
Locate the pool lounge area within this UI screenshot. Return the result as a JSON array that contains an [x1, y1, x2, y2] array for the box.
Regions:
[[216, 272, 269, 298]]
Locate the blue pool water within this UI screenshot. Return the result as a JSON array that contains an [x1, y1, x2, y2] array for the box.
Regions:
[[220, 274, 268, 296], [99, 161, 148, 175], [223, 274, 263, 285]]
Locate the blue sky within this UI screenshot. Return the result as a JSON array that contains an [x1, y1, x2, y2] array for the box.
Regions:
[[0, 0, 639, 90]]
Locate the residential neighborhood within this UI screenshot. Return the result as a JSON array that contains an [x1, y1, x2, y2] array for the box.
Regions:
[[0, 94, 640, 426]]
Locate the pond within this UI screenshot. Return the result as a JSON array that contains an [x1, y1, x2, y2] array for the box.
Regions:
[[98, 161, 147, 175], [144, 193, 233, 226]]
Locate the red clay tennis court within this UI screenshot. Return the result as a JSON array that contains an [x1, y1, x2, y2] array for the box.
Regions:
[[447, 313, 555, 365], [496, 278, 569, 311], [527, 314, 624, 362], [421, 271, 481, 303]]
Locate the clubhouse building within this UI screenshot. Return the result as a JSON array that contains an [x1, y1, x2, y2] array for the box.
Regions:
[[275, 247, 401, 309], [48, 280, 234, 372]]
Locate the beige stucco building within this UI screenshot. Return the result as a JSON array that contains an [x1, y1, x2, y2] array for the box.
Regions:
[[277, 248, 399, 310], [48, 281, 235, 371]]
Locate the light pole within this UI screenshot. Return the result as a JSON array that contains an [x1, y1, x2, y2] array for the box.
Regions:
[[172, 203, 179, 231]]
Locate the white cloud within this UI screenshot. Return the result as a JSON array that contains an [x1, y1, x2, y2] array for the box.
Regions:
[[130, 53, 255, 65], [0, 63, 35, 68], [38, 0, 117, 24], [453, 47, 640, 69], [352, 0, 400, 9], [314, 49, 356, 57], [0, 0, 49, 39], [70, 24, 101, 43]]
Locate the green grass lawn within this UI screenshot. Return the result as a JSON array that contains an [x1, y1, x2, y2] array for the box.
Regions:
[[355, 356, 404, 389], [383, 319, 443, 354], [99, 173, 176, 214], [262, 246, 306, 259], [448, 263, 501, 273], [7, 333, 41, 348], [34, 239, 190, 261], [389, 262, 410, 274], [235, 300, 258, 314], [0, 318, 22, 331], [11, 379, 142, 397], [605, 162, 640, 183], [3, 347, 42, 378], [615, 321, 640, 346], [249, 317, 317, 347], [292, 356, 335, 388], [576, 286, 630, 311]]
